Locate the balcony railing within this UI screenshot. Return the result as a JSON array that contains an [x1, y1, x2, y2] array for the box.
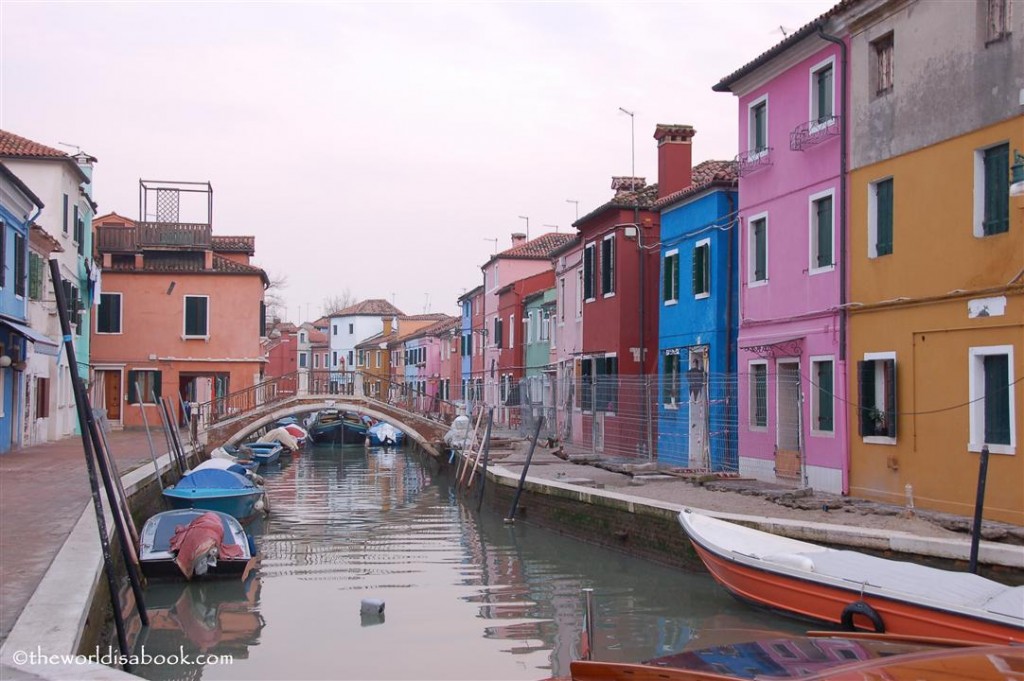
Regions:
[[735, 147, 773, 177], [790, 116, 841, 151], [95, 222, 212, 253]]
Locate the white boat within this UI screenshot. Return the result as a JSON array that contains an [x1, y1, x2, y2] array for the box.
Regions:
[[678, 508, 1024, 644]]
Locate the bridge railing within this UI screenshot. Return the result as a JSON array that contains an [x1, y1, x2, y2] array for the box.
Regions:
[[194, 368, 469, 435]]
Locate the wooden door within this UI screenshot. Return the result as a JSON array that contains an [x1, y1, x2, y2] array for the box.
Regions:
[[104, 371, 121, 421]]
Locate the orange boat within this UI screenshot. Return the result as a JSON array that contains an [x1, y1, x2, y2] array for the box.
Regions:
[[678, 509, 1023, 645], [569, 632, 1024, 681]]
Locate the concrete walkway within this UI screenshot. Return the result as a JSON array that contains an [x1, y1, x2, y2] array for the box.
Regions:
[[0, 429, 173, 645]]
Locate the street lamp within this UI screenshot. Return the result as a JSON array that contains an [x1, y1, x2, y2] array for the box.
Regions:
[[518, 215, 530, 240]]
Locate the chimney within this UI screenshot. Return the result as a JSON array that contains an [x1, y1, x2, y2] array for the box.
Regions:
[[511, 232, 527, 246], [381, 315, 395, 332], [610, 176, 646, 197], [653, 124, 696, 199]]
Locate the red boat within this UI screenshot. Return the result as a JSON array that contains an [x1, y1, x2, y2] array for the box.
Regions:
[[678, 509, 1023, 645]]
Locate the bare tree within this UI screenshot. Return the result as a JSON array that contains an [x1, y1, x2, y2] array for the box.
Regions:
[[264, 270, 289, 320], [321, 289, 356, 317]]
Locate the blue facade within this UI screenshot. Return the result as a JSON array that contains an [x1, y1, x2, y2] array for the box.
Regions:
[[657, 186, 738, 471], [459, 298, 472, 398], [0, 165, 41, 452]]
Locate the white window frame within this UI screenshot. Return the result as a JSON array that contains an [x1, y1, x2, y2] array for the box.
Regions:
[[747, 94, 769, 156], [747, 212, 769, 287], [583, 242, 597, 302], [809, 355, 835, 437], [664, 248, 679, 305], [808, 188, 836, 274], [183, 295, 210, 339], [862, 351, 897, 446], [693, 239, 711, 300], [748, 359, 769, 430], [868, 176, 894, 259], [559, 277, 566, 323], [96, 292, 123, 335], [508, 314, 515, 349], [808, 56, 836, 130], [968, 345, 1016, 455], [973, 141, 1010, 238]]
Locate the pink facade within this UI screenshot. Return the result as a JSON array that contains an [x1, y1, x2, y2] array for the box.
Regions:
[[551, 237, 583, 443], [723, 36, 850, 493], [481, 232, 573, 409]]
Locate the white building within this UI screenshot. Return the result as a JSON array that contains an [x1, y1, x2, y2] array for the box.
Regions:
[[327, 298, 404, 371]]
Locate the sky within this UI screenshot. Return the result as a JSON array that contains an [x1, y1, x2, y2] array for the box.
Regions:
[[1, 1, 834, 323]]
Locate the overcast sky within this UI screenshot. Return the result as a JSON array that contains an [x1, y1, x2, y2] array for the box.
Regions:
[[2, 1, 832, 322]]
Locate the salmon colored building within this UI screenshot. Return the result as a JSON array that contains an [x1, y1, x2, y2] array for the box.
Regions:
[[91, 184, 268, 428], [845, 1, 1022, 523]]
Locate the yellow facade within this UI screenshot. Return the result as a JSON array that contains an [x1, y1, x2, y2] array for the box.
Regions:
[[848, 116, 1023, 524]]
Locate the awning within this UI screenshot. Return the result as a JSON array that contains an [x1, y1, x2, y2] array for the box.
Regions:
[[0, 318, 61, 357]]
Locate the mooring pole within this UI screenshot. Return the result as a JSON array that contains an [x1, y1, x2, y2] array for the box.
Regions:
[[476, 408, 494, 512], [506, 415, 544, 523], [47, 258, 147, 666], [968, 445, 991, 574], [137, 382, 164, 491], [582, 588, 595, 661]]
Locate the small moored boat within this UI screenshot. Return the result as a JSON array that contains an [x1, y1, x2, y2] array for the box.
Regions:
[[241, 441, 283, 466], [367, 421, 404, 447], [678, 508, 1024, 645], [140, 509, 257, 580], [163, 468, 266, 520]]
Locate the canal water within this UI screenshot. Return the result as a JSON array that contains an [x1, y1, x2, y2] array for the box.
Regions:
[[131, 444, 805, 681]]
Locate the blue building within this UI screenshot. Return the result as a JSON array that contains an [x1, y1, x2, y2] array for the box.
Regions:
[[656, 160, 738, 471], [0, 163, 45, 451]]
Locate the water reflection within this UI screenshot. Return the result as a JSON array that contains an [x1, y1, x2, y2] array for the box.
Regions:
[[129, 445, 804, 681]]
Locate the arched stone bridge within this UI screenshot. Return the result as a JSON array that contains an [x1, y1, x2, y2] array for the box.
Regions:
[[198, 394, 452, 459]]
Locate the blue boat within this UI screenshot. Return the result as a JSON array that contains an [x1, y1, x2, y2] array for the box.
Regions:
[[163, 469, 266, 519], [367, 421, 405, 447], [241, 441, 283, 466]]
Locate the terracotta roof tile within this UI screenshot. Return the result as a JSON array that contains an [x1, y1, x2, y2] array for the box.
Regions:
[[654, 160, 738, 209], [0, 129, 71, 160], [573, 184, 661, 227], [212, 235, 255, 255], [400, 313, 450, 322], [491, 232, 575, 262], [105, 251, 269, 284], [308, 329, 328, 343], [333, 298, 405, 317]]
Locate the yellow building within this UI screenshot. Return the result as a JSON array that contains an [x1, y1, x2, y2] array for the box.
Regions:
[[844, 0, 1022, 525]]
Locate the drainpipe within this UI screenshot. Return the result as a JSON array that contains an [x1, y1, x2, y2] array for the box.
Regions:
[[817, 23, 848, 362], [725, 190, 737, 468], [818, 22, 850, 495]]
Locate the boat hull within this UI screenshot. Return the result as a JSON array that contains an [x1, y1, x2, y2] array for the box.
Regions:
[[162, 489, 263, 519], [680, 511, 1023, 645]]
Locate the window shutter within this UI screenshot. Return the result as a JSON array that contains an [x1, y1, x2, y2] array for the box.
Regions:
[[663, 256, 672, 301], [259, 301, 267, 337], [817, 361, 833, 431], [816, 197, 832, 267], [127, 371, 138, 404], [877, 180, 893, 255], [753, 221, 766, 281], [583, 246, 594, 299], [984, 144, 1009, 235], [883, 359, 897, 438], [28, 253, 41, 300], [857, 360, 873, 436], [153, 372, 162, 401], [601, 238, 614, 295], [984, 354, 1011, 444]]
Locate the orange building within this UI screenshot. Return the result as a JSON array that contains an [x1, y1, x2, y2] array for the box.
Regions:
[[90, 182, 268, 428]]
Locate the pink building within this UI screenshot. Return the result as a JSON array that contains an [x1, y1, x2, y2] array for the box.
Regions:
[[481, 232, 574, 411], [715, 17, 849, 493], [550, 236, 583, 444]]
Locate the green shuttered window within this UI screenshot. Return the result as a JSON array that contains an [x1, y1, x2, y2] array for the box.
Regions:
[[875, 179, 893, 256], [97, 293, 121, 333], [184, 295, 209, 337], [814, 195, 833, 267], [983, 144, 1009, 235], [128, 370, 161, 404], [693, 243, 709, 296], [663, 252, 679, 302], [983, 354, 1011, 445]]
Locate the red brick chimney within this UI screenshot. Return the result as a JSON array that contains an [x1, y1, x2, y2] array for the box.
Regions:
[[654, 124, 696, 199], [511, 232, 527, 247]]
